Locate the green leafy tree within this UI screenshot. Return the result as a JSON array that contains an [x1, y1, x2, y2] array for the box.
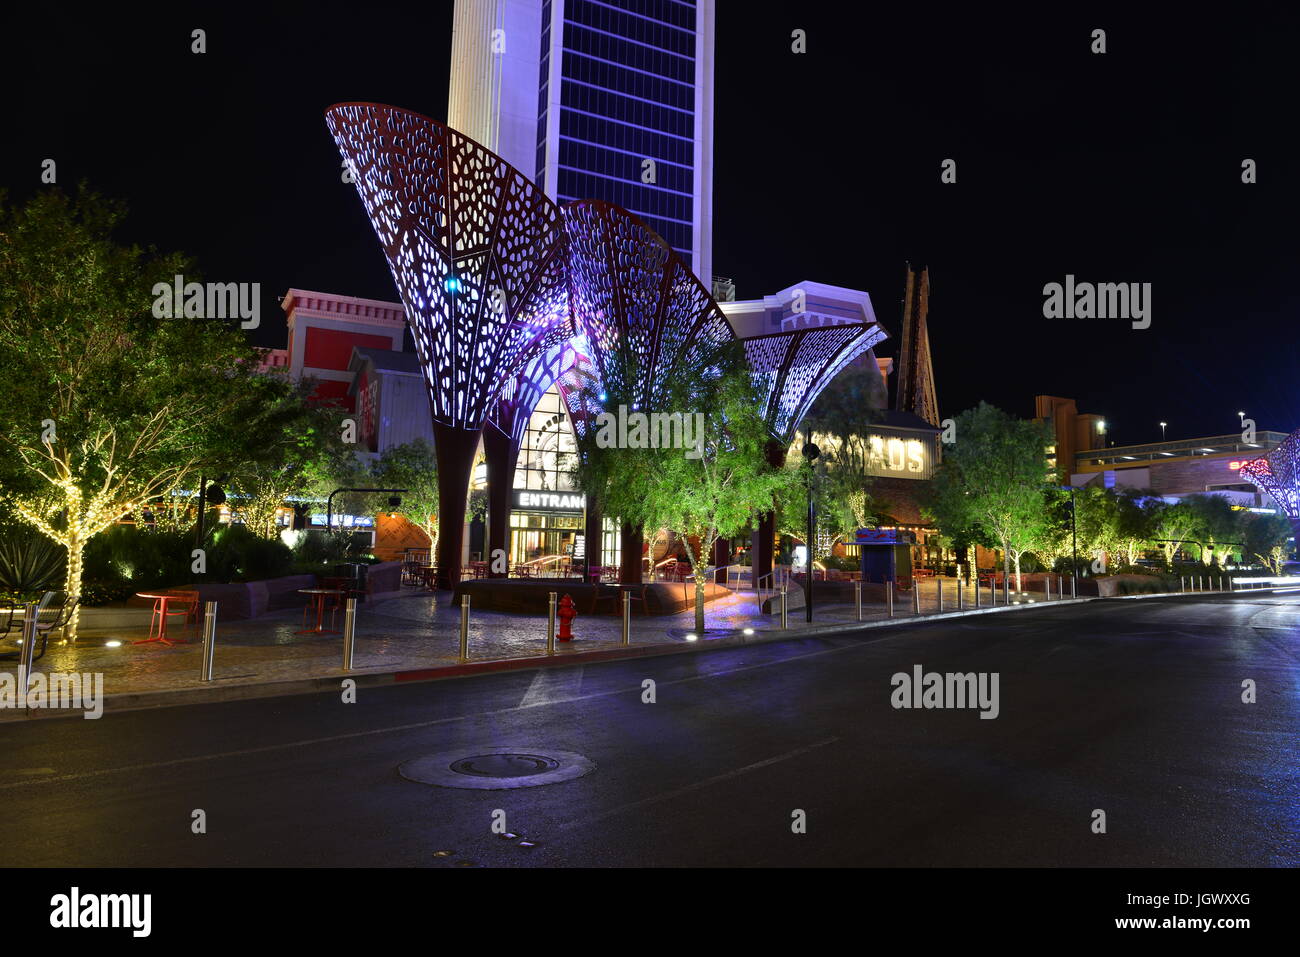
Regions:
[[1030, 487, 1078, 572], [923, 402, 1054, 590], [1242, 510, 1293, 572], [801, 362, 890, 488], [228, 378, 348, 539], [653, 368, 800, 631], [1184, 493, 1241, 567], [775, 458, 858, 564], [0, 187, 294, 636], [1114, 488, 1156, 568], [1150, 499, 1197, 566], [574, 344, 798, 631], [371, 438, 440, 551]]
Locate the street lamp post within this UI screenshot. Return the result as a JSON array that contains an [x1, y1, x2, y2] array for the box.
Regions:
[[804, 434, 820, 623], [1061, 484, 1080, 596], [1071, 487, 1079, 594], [194, 475, 227, 578], [326, 487, 409, 533], [1159, 421, 1167, 441]]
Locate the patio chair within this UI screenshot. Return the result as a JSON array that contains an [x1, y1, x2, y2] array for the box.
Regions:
[[143, 589, 196, 642], [162, 587, 201, 629], [0, 598, 28, 659], [36, 591, 79, 646], [0, 591, 62, 660]]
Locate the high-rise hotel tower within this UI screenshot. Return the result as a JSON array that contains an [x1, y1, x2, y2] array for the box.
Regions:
[[448, 0, 715, 283]]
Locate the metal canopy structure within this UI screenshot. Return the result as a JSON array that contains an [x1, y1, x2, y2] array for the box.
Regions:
[[741, 321, 889, 446], [1239, 429, 1300, 544], [326, 102, 572, 432], [740, 320, 887, 585], [327, 102, 574, 587], [560, 199, 736, 423], [327, 101, 886, 587]]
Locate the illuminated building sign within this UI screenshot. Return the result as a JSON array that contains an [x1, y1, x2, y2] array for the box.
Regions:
[[865, 433, 932, 479], [855, 528, 916, 545], [514, 490, 586, 512]]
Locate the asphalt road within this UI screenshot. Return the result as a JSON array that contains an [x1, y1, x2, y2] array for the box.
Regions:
[[1, 593, 1296, 867]]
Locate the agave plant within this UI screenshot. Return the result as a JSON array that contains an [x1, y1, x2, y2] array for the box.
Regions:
[[0, 527, 66, 595]]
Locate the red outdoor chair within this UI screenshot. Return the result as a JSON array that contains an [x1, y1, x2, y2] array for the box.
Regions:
[[156, 589, 200, 639]]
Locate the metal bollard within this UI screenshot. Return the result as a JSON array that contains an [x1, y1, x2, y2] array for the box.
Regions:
[[1071, 577, 1077, 599], [1004, 576, 1011, 605], [200, 601, 219, 681], [621, 590, 631, 646], [887, 580, 894, 618], [1180, 576, 1186, 593], [975, 577, 981, 608], [855, 581, 862, 622], [780, 588, 788, 629], [1058, 575, 1064, 600], [459, 595, 470, 662], [937, 577, 944, 613], [18, 603, 36, 696], [958, 577, 964, 610], [913, 581, 921, 615], [341, 598, 357, 672], [1045, 577, 1052, 602], [547, 592, 557, 655]]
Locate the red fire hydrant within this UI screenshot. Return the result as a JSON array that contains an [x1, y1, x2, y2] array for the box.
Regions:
[[557, 593, 577, 642]]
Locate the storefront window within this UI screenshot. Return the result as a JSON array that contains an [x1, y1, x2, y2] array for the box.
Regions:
[[514, 386, 577, 492]]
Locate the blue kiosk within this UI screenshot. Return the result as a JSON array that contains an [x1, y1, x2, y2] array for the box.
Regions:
[[855, 527, 915, 583]]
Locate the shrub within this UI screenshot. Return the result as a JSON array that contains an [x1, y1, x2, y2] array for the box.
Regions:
[[0, 524, 66, 594], [84, 525, 194, 590], [1114, 575, 1177, 595], [207, 524, 294, 582], [80, 578, 137, 606]]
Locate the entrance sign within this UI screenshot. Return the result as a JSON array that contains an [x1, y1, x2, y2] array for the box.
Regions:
[[514, 490, 586, 512]]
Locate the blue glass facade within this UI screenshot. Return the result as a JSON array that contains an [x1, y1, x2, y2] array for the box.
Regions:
[[537, 0, 699, 266]]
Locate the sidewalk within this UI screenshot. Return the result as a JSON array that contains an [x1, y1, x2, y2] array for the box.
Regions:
[[0, 579, 1242, 718]]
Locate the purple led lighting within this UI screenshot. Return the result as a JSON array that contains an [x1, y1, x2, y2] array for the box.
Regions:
[[325, 102, 574, 432], [1239, 429, 1300, 533], [741, 323, 888, 444], [560, 200, 736, 416]]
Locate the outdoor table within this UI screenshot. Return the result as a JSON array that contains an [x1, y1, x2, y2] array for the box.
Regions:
[[133, 592, 193, 647], [296, 588, 344, 635]]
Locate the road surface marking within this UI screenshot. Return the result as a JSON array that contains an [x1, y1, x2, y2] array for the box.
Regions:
[[562, 736, 841, 828], [519, 666, 584, 707], [0, 639, 893, 791]]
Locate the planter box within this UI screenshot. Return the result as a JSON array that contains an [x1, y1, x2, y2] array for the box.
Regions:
[[453, 578, 731, 616]]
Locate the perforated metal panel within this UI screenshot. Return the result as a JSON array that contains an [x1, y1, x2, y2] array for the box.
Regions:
[[326, 102, 572, 432]]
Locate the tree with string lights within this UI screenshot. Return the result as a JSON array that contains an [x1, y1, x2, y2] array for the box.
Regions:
[[0, 187, 300, 637]]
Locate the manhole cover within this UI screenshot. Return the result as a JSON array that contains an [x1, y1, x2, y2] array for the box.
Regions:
[[399, 747, 595, 790], [450, 753, 560, 777]]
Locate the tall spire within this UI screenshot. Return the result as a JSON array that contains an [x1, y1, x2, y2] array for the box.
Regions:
[[895, 263, 940, 427]]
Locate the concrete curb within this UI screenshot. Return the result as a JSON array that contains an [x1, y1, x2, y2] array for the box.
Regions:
[[2, 585, 1283, 721]]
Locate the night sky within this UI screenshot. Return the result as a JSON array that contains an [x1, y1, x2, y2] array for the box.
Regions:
[[5, 4, 1298, 445]]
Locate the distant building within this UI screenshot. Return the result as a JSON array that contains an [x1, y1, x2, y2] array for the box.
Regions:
[[1038, 394, 1288, 508], [346, 348, 436, 456], [280, 289, 407, 411]]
